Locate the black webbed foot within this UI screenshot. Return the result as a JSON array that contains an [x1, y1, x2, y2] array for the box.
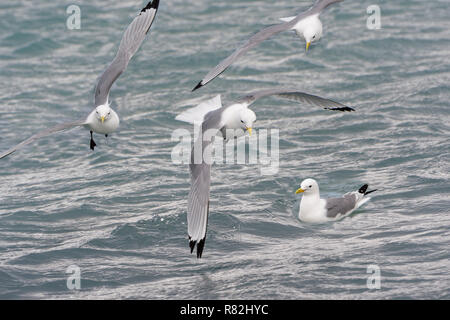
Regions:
[[90, 139, 97, 150], [90, 131, 97, 151], [105, 134, 108, 138]]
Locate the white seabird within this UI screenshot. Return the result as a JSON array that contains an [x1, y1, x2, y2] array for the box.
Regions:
[[296, 178, 377, 223], [192, 0, 343, 91], [0, 0, 160, 159]]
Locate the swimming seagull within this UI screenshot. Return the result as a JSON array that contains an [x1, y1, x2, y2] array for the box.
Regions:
[[176, 89, 354, 258], [192, 0, 343, 91], [0, 0, 160, 160], [295, 178, 377, 223]]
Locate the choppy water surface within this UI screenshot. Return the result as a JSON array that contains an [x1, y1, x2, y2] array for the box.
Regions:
[[0, 0, 449, 299]]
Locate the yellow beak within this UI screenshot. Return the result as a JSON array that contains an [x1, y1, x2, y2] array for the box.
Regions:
[[247, 127, 252, 136], [295, 188, 305, 194], [306, 42, 311, 52], [101, 116, 105, 123]]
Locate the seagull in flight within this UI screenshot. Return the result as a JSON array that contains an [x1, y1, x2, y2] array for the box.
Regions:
[[192, 0, 343, 91], [0, 0, 160, 160], [296, 178, 377, 223], [176, 88, 354, 258]]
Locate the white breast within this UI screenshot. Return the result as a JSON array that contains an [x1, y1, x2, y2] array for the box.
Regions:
[[221, 103, 246, 130], [293, 14, 322, 38], [299, 196, 328, 223], [85, 109, 120, 134]]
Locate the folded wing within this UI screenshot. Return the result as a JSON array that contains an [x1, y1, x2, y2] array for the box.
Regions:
[[325, 193, 358, 218]]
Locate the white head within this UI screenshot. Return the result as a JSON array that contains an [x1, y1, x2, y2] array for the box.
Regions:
[[95, 104, 112, 123], [303, 20, 323, 52], [295, 178, 320, 196], [239, 108, 256, 135]]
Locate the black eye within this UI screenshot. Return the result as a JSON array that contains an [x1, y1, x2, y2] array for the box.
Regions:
[[313, 35, 316, 39], [309, 185, 312, 188], [241, 120, 244, 123]]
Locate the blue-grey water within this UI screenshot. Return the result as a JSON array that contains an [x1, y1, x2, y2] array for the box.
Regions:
[[0, 0, 449, 299]]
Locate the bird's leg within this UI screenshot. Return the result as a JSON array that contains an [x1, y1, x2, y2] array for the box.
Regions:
[[90, 131, 97, 151], [220, 127, 229, 141]]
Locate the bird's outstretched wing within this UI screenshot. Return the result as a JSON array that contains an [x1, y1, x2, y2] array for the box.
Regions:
[[94, 0, 159, 106], [309, 0, 343, 15], [192, 20, 297, 91], [0, 119, 86, 159], [187, 110, 223, 258], [237, 89, 355, 111]]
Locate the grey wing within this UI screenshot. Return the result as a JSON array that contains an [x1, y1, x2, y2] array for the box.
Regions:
[[94, 0, 159, 106], [309, 0, 343, 15], [188, 159, 211, 258], [187, 110, 223, 258], [0, 119, 85, 159], [238, 89, 355, 111], [193, 20, 297, 91], [325, 193, 357, 218]]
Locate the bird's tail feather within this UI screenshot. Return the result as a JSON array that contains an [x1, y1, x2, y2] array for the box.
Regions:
[[175, 95, 222, 124]]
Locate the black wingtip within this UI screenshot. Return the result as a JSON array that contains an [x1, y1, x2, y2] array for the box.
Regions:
[[196, 238, 206, 259], [364, 189, 377, 196], [188, 238, 205, 258], [192, 81, 203, 92], [141, 0, 159, 13], [188, 201, 209, 259], [189, 238, 196, 254], [324, 106, 355, 112], [359, 184, 377, 195], [0, 150, 14, 160]]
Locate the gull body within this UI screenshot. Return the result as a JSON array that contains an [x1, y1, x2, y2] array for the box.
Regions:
[[296, 178, 376, 223], [281, 13, 323, 50], [176, 89, 354, 258], [219, 102, 256, 139], [0, 0, 159, 159]]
